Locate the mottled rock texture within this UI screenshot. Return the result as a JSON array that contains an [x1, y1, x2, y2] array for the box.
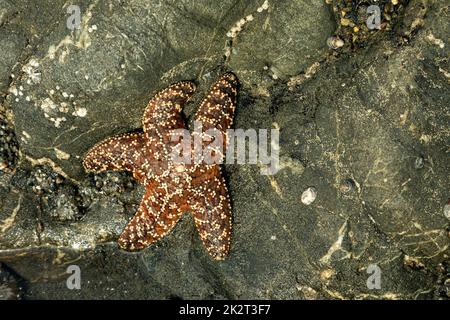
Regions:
[[0, 0, 448, 299]]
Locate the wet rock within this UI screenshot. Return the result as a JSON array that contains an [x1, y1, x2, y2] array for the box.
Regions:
[[227, 1, 334, 83], [0, 263, 25, 300], [328, 0, 408, 49], [435, 261, 450, 299], [0, 163, 136, 250], [3, 0, 336, 180], [0, 0, 449, 300]]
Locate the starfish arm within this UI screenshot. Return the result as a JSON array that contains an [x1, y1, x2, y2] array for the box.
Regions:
[[189, 169, 232, 260], [194, 72, 238, 133], [118, 181, 187, 251], [143, 81, 196, 136], [83, 132, 146, 177]]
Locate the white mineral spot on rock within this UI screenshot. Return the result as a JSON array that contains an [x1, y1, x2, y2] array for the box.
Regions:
[[54, 148, 71, 160], [30, 59, 39, 67], [301, 187, 317, 205], [9, 86, 18, 96], [22, 131, 31, 139]]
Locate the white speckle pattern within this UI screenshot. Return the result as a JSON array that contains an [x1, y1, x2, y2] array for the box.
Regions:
[[226, 1, 269, 39], [74, 107, 87, 117]]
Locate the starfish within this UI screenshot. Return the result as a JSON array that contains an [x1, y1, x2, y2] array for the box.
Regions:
[[83, 73, 238, 260]]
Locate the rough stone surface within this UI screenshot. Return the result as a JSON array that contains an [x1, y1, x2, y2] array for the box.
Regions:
[[0, 0, 449, 299], [0, 262, 25, 300]]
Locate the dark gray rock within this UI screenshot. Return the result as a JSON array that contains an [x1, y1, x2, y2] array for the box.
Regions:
[[0, 262, 25, 300], [0, 0, 448, 299]]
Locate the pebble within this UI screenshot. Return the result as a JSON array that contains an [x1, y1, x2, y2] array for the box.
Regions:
[[444, 201, 450, 220], [301, 187, 317, 205], [327, 36, 344, 49]]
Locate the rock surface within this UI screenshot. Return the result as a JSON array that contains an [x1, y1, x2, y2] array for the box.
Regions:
[[0, 0, 449, 299]]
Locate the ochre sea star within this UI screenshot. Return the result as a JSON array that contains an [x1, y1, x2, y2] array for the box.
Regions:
[[83, 73, 238, 260]]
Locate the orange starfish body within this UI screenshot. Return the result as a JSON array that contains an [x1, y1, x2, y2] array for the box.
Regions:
[[83, 73, 238, 260]]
